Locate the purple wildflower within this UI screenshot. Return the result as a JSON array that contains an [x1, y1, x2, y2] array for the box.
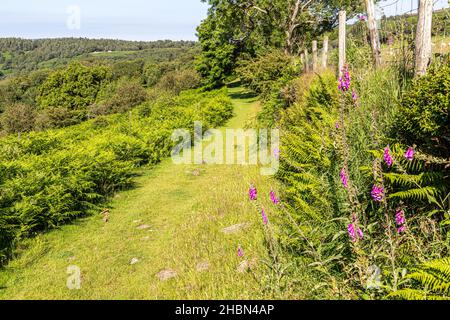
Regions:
[[397, 225, 406, 234], [273, 147, 280, 160], [371, 185, 384, 202], [237, 246, 244, 257], [404, 147, 414, 161], [359, 14, 367, 22], [348, 223, 363, 242], [357, 228, 364, 240], [340, 168, 349, 188], [249, 185, 257, 201], [384, 146, 393, 167], [338, 66, 351, 92], [261, 208, 268, 225], [348, 223, 357, 242], [395, 209, 405, 226], [352, 89, 358, 102], [335, 122, 340, 129], [270, 190, 279, 205]]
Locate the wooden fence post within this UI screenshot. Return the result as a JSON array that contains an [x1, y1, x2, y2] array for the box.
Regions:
[[365, 0, 382, 67], [312, 40, 318, 71], [300, 53, 305, 72], [415, 0, 433, 77], [304, 48, 310, 72], [338, 10, 346, 76], [322, 36, 329, 68]]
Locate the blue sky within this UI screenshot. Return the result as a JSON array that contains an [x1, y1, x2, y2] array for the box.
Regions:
[[0, 0, 448, 41], [0, 0, 209, 41]]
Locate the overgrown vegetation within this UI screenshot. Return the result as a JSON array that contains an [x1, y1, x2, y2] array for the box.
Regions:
[[0, 89, 233, 264], [240, 51, 450, 299]]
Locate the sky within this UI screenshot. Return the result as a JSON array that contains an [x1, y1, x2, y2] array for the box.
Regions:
[[378, 0, 448, 17], [0, 0, 448, 41], [0, 0, 209, 41]]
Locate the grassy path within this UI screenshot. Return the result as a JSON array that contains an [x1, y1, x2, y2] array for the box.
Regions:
[[0, 86, 279, 300]]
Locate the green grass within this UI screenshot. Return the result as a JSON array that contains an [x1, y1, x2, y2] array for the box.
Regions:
[[0, 86, 281, 300]]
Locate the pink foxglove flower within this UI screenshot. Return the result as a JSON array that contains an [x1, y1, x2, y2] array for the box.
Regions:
[[348, 223, 356, 242], [237, 246, 244, 257], [340, 168, 349, 188], [371, 185, 384, 202], [249, 185, 257, 201], [261, 208, 268, 225], [348, 223, 363, 242], [404, 147, 414, 161], [338, 66, 351, 92], [384, 147, 393, 167], [270, 190, 279, 205], [395, 209, 405, 226], [335, 122, 340, 129], [357, 228, 364, 240], [397, 225, 406, 234]]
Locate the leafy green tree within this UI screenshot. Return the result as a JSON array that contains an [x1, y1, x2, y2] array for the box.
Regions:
[[90, 78, 148, 116], [196, 0, 364, 88], [111, 59, 145, 81], [37, 62, 111, 111]]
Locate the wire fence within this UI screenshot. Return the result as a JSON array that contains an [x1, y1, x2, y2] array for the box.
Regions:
[[303, 3, 449, 73]]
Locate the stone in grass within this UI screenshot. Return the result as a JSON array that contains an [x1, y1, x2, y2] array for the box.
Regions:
[[237, 258, 257, 273], [196, 261, 209, 272], [222, 223, 249, 234], [137, 224, 151, 230], [157, 269, 177, 281], [130, 258, 139, 265]]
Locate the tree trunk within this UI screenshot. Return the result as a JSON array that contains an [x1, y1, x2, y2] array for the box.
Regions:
[[285, 0, 302, 55], [366, 0, 382, 68], [415, 0, 433, 77]]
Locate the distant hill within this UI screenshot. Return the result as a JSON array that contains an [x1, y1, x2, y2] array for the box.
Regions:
[[0, 38, 197, 77]]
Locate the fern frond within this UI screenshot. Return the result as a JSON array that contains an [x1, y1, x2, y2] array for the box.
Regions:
[[391, 257, 450, 300], [389, 186, 441, 203]]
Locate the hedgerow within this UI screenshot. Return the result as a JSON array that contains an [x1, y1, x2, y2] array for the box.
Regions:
[[255, 60, 450, 299]]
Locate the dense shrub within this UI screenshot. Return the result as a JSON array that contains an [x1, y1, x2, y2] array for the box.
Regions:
[[37, 62, 111, 112], [35, 106, 85, 129], [236, 50, 298, 97], [0, 103, 37, 134], [394, 63, 449, 157], [0, 88, 233, 264], [0, 70, 49, 110], [89, 78, 148, 116], [143, 62, 168, 87], [156, 68, 201, 94], [111, 59, 145, 80]]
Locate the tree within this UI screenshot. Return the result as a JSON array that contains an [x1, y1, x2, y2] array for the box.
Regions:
[[196, 0, 363, 88], [37, 62, 111, 111]]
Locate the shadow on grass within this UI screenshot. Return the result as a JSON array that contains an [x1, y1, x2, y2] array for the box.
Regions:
[[228, 90, 258, 101]]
